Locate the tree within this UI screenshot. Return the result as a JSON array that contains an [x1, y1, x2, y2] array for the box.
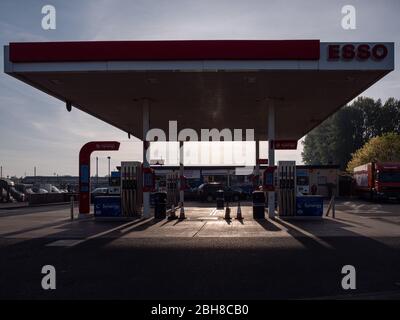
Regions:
[[302, 97, 400, 169], [346, 133, 400, 172]]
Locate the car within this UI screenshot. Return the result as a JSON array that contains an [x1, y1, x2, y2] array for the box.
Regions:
[[91, 187, 109, 202], [229, 186, 247, 200], [197, 183, 243, 202], [9, 187, 25, 202], [91, 187, 121, 202]]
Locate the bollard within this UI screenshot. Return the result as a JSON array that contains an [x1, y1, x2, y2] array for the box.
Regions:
[[154, 192, 167, 219], [224, 201, 231, 220], [326, 195, 335, 217], [169, 203, 177, 220], [216, 190, 224, 209], [70, 196, 74, 221], [236, 201, 243, 220], [252, 191, 265, 219], [179, 202, 186, 220]]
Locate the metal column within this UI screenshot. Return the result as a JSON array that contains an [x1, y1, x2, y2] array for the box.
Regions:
[[179, 140, 185, 216], [268, 102, 275, 218], [142, 99, 151, 218], [255, 141, 260, 188]]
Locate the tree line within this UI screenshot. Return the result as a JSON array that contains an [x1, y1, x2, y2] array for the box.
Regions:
[[302, 97, 400, 170]]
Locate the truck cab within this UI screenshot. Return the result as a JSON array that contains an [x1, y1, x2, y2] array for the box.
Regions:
[[354, 162, 400, 201], [374, 163, 400, 200]]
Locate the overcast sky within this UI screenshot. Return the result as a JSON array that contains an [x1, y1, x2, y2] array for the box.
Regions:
[[0, 0, 399, 177]]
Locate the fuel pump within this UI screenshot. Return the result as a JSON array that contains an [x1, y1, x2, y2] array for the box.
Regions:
[[277, 161, 296, 216], [121, 161, 142, 217], [166, 172, 179, 206]]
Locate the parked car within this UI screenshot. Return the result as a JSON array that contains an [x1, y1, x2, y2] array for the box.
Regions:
[[236, 185, 253, 199], [184, 187, 199, 201], [91, 187, 109, 202], [197, 183, 243, 202], [91, 187, 120, 202], [10, 187, 25, 202]]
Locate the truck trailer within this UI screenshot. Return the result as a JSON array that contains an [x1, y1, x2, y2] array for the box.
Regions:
[[353, 162, 400, 201]]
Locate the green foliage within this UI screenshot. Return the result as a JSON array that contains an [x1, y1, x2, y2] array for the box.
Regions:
[[346, 133, 400, 172], [302, 97, 400, 169]]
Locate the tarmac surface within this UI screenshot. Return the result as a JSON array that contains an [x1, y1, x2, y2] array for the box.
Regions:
[[1, 199, 400, 299]]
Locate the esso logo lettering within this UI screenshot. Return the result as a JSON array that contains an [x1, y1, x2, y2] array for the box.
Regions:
[[328, 44, 388, 61]]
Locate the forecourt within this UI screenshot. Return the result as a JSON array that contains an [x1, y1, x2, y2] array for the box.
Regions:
[[3, 40, 394, 217]]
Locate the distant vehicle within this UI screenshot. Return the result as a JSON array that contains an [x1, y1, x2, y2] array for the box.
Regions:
[[91, 187, 120, 202], [0, 180, 26, 202], [50, 186, 62, 193], [25, 188, 35, 194], [91, 187, 109, 202], [184, 187, 199, 201], [0, 179, 14, 203], [10, 187, 25, 202], [353, 162, 400, 201], [230, 186, 248, 200], [15, 183, 33, 195], [235, 185, 253, 198], [197, 183, 243, 202]]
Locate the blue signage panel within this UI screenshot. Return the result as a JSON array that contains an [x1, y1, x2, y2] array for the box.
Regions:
[[81, 164, 89, 183], [94, 196, 121, 217], [296, 196, 323, 216], [111, 171, 120, 178]]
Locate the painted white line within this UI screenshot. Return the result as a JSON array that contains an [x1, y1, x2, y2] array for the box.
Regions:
[[209, 209, 217, 216], [46, 239, 83, 247]]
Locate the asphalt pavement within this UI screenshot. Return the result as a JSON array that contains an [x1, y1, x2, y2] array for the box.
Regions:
[[1, 200, 400, 299]]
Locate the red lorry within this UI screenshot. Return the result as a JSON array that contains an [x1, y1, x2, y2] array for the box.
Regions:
[[353, 162, 400, 201]]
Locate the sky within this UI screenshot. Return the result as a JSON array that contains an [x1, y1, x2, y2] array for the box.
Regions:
[[0, 0, 399, 177]]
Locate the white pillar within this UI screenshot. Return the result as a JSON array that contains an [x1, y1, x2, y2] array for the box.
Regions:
[[255, 140, 260, 187], [268, 102, 275, 218], [179, 140, 185, 214], [142, 99, 151, 218]]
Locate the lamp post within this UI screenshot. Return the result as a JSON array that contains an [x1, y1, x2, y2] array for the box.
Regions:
[[96, 157, 99, 188], [107, 156, 111, 185]]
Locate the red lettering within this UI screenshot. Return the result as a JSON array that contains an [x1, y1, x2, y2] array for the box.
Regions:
[[328, 45, 340, 59], [342, 44, 355, 59], [328, 44, 387, 61], [357, 44, 370, 60], [372, 44, 388, 60]]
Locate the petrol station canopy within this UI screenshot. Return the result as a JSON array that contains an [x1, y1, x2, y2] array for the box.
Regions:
[[3, 40, 394, 141]]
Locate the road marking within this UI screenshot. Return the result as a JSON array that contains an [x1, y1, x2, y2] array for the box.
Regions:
[[192, 221, 207, 237], [209, 209, 217, 216], [46, 239, 83, 247]]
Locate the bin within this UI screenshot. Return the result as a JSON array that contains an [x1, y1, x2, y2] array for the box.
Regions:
[[154, 192, 167, 219], [216, 189, 224, 209], [252, 191, 265, 219]]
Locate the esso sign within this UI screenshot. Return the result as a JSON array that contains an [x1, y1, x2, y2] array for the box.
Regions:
[[328, 44, 388, 61]]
